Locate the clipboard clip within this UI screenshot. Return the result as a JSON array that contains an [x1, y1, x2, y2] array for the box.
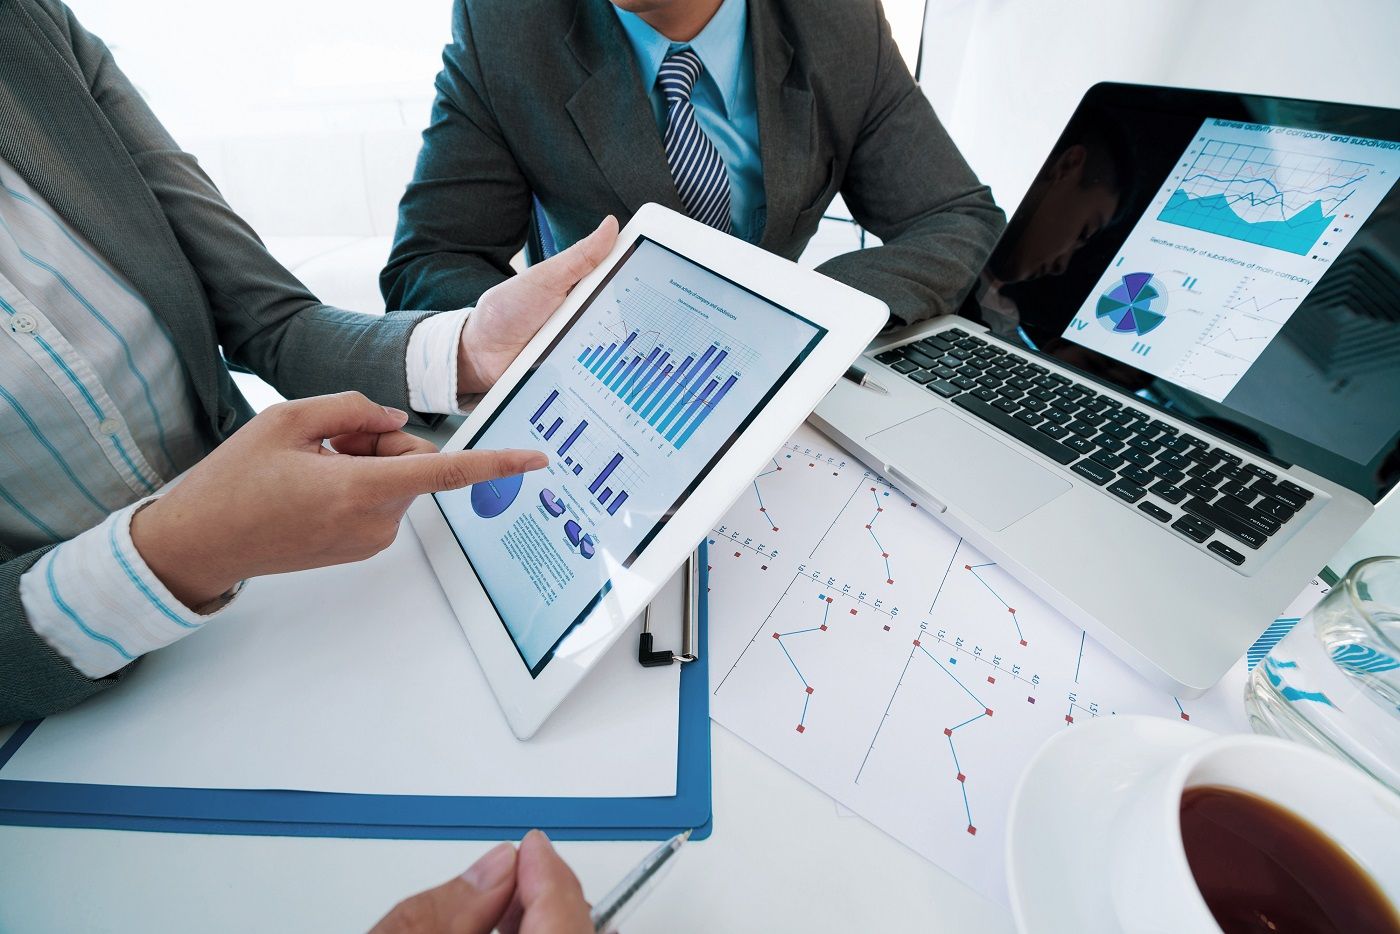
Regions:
[[638, 550, 700, 667]]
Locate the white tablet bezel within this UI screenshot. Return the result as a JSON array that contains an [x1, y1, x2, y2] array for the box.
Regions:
[[409, 203, 888, 738]]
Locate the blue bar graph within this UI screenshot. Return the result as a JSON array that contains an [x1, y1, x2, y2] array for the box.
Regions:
[[572, 464, 583, 475], [599, 487, 612, 505], [606, 491, 628, 516], [589, 453, 623, 495], [675, 373, 737, 448], [543, 417, 563, 440], [558, 420, 587, 456], [530, 390, 559, 425], [573, 331, 743, 451]]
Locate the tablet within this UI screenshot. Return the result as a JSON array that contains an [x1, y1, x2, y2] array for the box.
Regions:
[[409, 203, 888, 738]]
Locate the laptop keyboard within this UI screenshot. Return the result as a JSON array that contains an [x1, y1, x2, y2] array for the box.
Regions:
[[873, 328, 1316, 569]]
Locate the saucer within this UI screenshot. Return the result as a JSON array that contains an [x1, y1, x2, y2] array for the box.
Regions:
[[1005, 715, 1216, 934]]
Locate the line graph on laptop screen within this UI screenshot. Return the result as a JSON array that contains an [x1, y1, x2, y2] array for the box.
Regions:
[[1062, 119, 1400, 402]]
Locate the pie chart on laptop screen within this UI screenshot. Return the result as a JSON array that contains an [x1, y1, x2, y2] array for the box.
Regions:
[[1096, 272, 1167, 336], [470, 473, 524, 519]]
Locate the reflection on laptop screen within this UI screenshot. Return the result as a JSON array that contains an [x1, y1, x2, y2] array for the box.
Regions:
[[964, 86, 1400, 503]]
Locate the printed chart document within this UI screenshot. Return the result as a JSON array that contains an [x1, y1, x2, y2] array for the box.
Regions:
[[706, 424, 1329, 902]]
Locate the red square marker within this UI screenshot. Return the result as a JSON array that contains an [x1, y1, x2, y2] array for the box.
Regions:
[[865, 524, 871, 529], [796, 724, 805, 733], [985, 708, 994, 717], [734, 551, 741, 557], [886, 579, 894, 584], [1180, 712, 1191, 721], [913, 639, 921, 647], [870, 487, 876, 492], [819, 624, 828, 631], [957, 773, 966, 783], [1007, 607, 1016, 614], [943, 728, 953, 737], [883, 625, 891, 631], [805, 686, 815, 695], [1065, 714, 1074, 724], [826, 597, 834, 603], [911, 503, 918, 508], [1028, 696, 1036, 704], [809, 462, 815, 467], [967, 825, 977, 836], [849, 609, 857, 615], [1019, 639, 1028, 647], [964, 564, 972, 570], [759, 506, 766, 512], [877, 507, 884, 512], [772, 633, 781, 639], [760, 564, 768, 570], [987, 676, 996, 684], [881, 552, 889, 558]]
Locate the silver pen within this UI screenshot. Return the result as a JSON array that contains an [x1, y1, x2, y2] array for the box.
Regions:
[[590, 829, 691, 933], [842, 364, 888, 395]]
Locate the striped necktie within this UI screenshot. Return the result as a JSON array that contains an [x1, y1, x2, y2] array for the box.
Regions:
[[657, 48, 732, 233]]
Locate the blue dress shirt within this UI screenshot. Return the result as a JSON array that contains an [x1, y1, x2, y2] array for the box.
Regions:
[[614, 0, 766, 242]]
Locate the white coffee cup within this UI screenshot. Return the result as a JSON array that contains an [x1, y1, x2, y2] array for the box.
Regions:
[[1110, 732, 1400, 932]]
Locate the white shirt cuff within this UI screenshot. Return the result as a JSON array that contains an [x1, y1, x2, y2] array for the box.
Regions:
[[405, 308, 473, 415], [18, 498, 242, 679]]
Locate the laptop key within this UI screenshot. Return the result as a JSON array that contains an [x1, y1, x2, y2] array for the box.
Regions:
[[1149, 463, 1185, 484], [1014, 409, 1045, 426], [1021, 398, 1048, 412], [1042, 408, 1072, 425], [875, 350, 902, 364], [1038, 423, 1069, 440], [1120, 464, 1154, 487], [951, 395, 1081, 465], [1094, 436, 1125, 453], [1251, 479, 1307, 511], [1124, 448, 1154, 468], [1137, 501, 1172, 522], [1219, 480, 1253, 501], [951, 375, 977, 391], [1158, 450, 1191, 469], [1065, 435, 1096, 455], [977, 375, 1002, 389], [891, 359, 919, 374], [993, 397, 1020, 413], [1255, 497, 1296, 522], [1108, 478, 1146, 503], [1160, 435, 1192, 454], [907, 369, 938, 384], [1207, 540, 1246, 566], [1182, 478, 1216, 498], [1181, 497, 1268, 549], [904, 348, 942, 370], [1151, 482, 1186, 504], [1171, 514, 1215, 543], [1090, 449, 1125, 470], [1216, 495, 1282, 536], [927, 379, 961, 398], [972, 388, 998, 402], [1278, 479, 1314, 501], [1072, 459, 1114, 485], [1067, 420, 1098, 437]]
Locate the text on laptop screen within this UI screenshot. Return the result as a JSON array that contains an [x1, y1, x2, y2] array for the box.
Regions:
[[965, 87, 1400, 503]]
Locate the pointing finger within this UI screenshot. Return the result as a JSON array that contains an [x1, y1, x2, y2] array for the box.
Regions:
[[355, 448, 549, 500]]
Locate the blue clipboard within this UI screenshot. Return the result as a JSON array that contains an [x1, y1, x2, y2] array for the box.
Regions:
[[0, 547, 712, 842]]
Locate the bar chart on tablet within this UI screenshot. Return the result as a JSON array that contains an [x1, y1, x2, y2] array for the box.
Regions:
[[575, 275, 761, 450]]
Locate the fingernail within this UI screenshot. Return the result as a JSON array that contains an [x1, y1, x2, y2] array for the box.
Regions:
[[462, 842, 515, 889], [382, 405, 408, 421]]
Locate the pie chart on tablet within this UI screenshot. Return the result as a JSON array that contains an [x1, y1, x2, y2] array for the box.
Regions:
[[470, 473, 523, 519], [1096, 272, 1167, 336]]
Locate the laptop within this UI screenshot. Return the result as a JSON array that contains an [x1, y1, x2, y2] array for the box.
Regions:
[[814, 82, 1399, 695]]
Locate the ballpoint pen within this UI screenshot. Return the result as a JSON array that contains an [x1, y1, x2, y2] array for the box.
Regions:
[[590, 829, 691, 933], [842, 364, 888, 394]]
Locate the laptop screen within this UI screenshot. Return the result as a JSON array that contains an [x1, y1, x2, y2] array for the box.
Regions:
[[960, 84, 1400, 503]]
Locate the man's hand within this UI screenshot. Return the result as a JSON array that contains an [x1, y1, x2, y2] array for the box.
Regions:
[[131, 391, 546, 608], [371, 831, 592, 934], [457, 216, 620, 396]]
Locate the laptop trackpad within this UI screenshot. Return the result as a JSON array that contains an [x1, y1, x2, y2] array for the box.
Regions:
[[868, 409, 1072, 531]]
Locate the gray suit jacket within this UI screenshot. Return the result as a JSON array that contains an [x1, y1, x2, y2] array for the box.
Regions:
[[381, 0, 1005, 324], [0, 0, 442, 724]]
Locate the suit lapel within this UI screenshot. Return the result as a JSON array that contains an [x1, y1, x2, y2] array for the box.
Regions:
[[0, 0, 221, 427], [564, 0, 685, 216], [748, 0, 814, 252]]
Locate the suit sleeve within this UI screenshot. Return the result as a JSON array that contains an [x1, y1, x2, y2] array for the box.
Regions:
[[0, 539, 132, 725], [379, 0, 535, 312], [55, 3, 446, 420], [814, 2, 1006, 325]]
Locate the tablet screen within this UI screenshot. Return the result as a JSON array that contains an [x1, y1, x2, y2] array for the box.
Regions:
[[434, 237, 825, 675]]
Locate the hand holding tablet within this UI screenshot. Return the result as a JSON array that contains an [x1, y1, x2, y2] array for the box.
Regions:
[[410, 204, 888, 738]]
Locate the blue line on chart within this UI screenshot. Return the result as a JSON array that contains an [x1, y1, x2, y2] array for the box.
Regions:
[[772, 595, 832, 732], [1074, 631, 1085, 683], [751, 457, 783, 532], [965, 561, 1026, 646], [865, 482, 894, 584]]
